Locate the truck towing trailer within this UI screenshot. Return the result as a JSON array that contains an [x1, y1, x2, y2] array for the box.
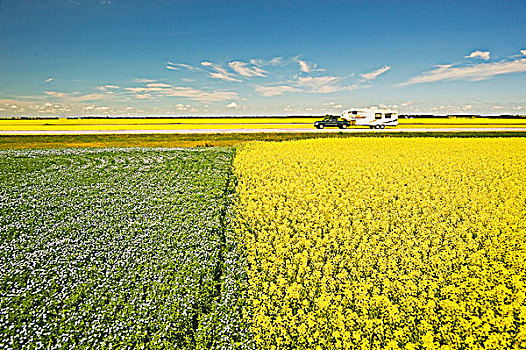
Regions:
[[313, 116, 351, 129]]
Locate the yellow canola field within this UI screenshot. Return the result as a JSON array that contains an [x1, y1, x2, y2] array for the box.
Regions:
[[233, 138, 526, 349], [397, 118, 526, 129]]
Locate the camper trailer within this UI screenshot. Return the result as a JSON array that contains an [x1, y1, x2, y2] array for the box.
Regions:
[[340, 108, 398, 129]]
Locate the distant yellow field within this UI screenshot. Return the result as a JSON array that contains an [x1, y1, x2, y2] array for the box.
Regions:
[[0, 123, 305, 131], [0, 118, 316, 131], [1, 117, 525, 131], [0, 117, 315, 125], [399, 118, 526, 129]]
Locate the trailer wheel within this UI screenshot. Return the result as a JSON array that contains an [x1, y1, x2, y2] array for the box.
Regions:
[[318, 124, 324, 129], [380, 125, 385, 129], [341, 124, 348, 129], [369, 126, 373, 129], [374, 125, 380, 129]]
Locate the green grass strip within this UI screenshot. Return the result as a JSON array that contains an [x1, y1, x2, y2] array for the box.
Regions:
[[2, 131, 526, 150]]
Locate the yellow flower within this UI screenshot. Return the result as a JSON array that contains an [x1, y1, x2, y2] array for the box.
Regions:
[[234, 138, 526, 349]]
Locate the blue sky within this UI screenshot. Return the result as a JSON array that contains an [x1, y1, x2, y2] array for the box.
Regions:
[[1, 0, 525, 116]]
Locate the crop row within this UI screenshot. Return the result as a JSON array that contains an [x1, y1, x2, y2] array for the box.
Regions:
[[233, 138, 526, 349], [0, 147, 251, 350]]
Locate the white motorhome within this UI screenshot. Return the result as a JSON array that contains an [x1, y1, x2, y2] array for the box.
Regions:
[[340, 108, 398, 129]]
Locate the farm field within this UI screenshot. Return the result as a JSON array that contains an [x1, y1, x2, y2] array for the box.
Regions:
[[1, 117, 526, 133], [2, 137, 526, 349], [399, 118, 526, 129], [0, 147, 250, 349], [233, 138, 526, 349]]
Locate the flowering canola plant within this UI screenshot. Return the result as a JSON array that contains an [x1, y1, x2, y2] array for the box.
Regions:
[[233, 138, 526, 349]]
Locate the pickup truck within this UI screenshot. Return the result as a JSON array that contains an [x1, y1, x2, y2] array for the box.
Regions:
[[314, 116, 351, 129]]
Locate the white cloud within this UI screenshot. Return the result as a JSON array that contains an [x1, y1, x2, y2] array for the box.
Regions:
[[175, 104, 191, 111], [399, 58, 526, 86], [465, 50, 490, 61], [226, 102, 238, 108], [44, 90, 108, 102], [44, 91, 68, 98], [297, 76, 359, 93], [323, 102, 343, 108], [360, 65, 391, 81], [254, 85, 301, 96], [297, 76, 341, 93], [72, 93, 107, 102], [181, 78, 195, 82], [134, 78, 157, 83], [209, 69, 242, 82], [268, 57, 284, 65], [45, 77, 54, 82], [98, 85, 120, 91], [0, 97, 189, 116], [228, 61, 267, 77], [125, 87, 156, 93], [376, 103, 400, 110], [166, 62, 202, 72], [521, 50, 526, 56], [125, 82, 238, 102], [292, 57, 324, 73], [201, 61, 242, 82], [134, 94, 153, 100], [250, 57, 284, 66], [297, 76, 338, 88], [0, 98, 30, 106], [298, 59, 310, 73], [146, 83, 172, 88], [255, 76, 360, 96]]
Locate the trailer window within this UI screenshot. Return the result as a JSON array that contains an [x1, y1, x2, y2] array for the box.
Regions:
[[352, 111, 357, 115], [375, 113, 382, 119], [385, 113, 392, 118]]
